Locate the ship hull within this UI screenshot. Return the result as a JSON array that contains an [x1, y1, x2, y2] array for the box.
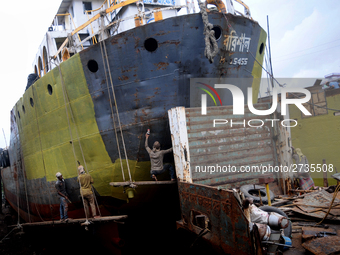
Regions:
[[2, 12, 266, 223]]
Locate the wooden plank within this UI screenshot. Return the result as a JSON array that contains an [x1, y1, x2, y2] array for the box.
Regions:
[[53, 38, 69, 59], [110, 180, 177, 187], [315, 102, 328, 115], [10, 215, 128, 228], [318, 91, 326, 102], [168, 107, 192, 182], [323, 159, 329, 187]]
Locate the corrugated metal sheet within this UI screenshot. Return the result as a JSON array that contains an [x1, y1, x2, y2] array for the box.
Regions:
[[169, 104, 278, 187]]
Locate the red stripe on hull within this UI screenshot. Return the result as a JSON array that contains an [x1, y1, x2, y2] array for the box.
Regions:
[[3, 187, 109, 222]]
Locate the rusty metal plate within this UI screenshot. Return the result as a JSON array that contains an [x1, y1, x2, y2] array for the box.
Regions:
[[177, 181, 255, 255], [290, 190, 340, 220], [294, 190, 340, 207], [302, 236, 340, 255], [301, 226, 336, 241], [290, 206, 340, 221]]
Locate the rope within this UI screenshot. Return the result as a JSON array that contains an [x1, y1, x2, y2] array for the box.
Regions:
[[4, 117, 22, 227], [11, 119, 22, 226], [101, 39, 133, 183], [16, 157, 20, 226], [31, 85, 54, 222], [99, 40, 126, 183], [58, 64, 88, 220], [213, 0, 234, 30], [316, 183, 340, 225], [18, 147, 31, 223], [0, 225, 21, 243], [249, 51, 285, 88], [61, 86, 102, 217], [251, 50, 340, 112], [197, 0, 219, 63], [34, 203, 46, 222]]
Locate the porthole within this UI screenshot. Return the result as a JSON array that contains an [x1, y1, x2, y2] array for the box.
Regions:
[[259, 43, 264, 55], [30, 98, 34, 107], [144, 38, 158, 52], [22, 105, 25, 114], [87, 60, 99, 73], [47, 84, 53, 95], [212, 26, 222, 41], [17, 111, 20, 119]]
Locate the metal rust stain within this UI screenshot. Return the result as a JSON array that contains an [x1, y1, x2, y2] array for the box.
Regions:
[[158, 40, 180, 46], [302, 226, 336, 241], [153, 62, 169, 71], [133, 36, 140, 48], [289, 190, 340, 220], [153, 31, 171, 36], [118, 75, 129, 81], [302, 235, 340, 255], [177, 182, 253, 254], [110, 33, 126, 45]]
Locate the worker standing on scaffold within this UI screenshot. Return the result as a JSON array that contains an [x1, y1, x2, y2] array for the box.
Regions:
[[55, 172, 70, 222], [78, 165, 100, 219]]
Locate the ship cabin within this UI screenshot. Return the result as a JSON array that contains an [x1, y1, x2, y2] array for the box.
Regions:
[[31, 0, 250, 78]]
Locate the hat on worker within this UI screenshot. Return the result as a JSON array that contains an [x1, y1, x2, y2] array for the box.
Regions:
[[56, 172, 62, 178], [78, 165, 85, 174]]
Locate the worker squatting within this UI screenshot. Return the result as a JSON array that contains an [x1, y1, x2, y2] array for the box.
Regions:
[[195, 164, 334, 174]]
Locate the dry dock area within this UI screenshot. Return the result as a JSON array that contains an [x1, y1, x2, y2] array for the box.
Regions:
[[0, 0, 339, 253], [2, 184, 340, 255], [1, 104, 340, 255]]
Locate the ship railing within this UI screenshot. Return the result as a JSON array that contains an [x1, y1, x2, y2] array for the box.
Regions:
[[84, 0, 113, 45], [233, 0, 251, 19], [193, 0, 251, 18], [52, 0, 187, 61], [54, 13, 85, 51], [50, 0, 112, 51], [75, 5, 187, 48], [52, 0, 252, 62], [52, 0, 139, 60]]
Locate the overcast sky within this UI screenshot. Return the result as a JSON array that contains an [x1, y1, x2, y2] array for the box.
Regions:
[[0, 0, 339, 148]]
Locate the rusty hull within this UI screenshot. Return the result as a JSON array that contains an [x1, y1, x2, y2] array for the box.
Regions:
[[177, 181, 259, 255]]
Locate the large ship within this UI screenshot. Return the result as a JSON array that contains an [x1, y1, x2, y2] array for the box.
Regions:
[[0, 0, 266, 251]]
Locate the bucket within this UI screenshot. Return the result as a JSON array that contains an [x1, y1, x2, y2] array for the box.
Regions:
[[127, 188, 134, 199]]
